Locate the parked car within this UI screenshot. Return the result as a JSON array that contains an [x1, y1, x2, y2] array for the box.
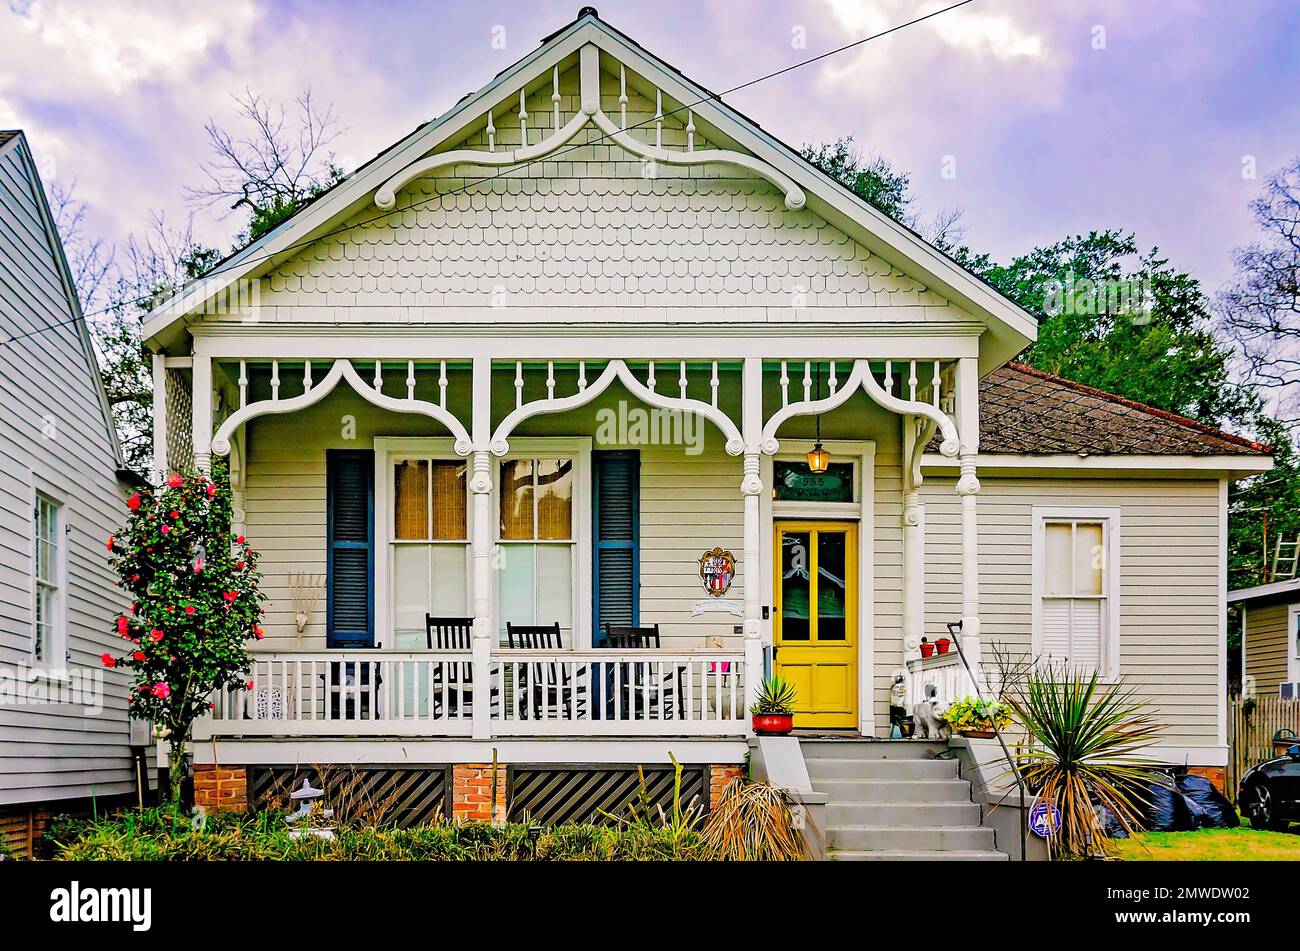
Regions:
[[1238, 745, 1300, 830]]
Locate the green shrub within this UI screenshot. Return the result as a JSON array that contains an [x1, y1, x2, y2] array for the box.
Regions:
[[48, 807, 711, 862]]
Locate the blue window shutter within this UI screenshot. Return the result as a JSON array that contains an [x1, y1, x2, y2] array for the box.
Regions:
[[593, 450, 639, 636], [327, 449, 374, 648]]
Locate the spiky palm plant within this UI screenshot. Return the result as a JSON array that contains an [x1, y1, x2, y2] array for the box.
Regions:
[[1008, 664, 1163, 858], [700, 779, 806, 860]]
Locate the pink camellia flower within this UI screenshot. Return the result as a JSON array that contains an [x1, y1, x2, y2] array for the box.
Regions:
[[167, 473, 184, 488], [126, 493, 142, 511], [223, 591, 238, 603], [160, 525, 171, 535], [246, 680, 255, 691], [132, 651, 146, 662], [254, 625, 264, 640], [168, 510, 179, 519], [106, 535, 115, 551], [150, 629, 164, 642], [236, 535, 246, 545], [116, 616, 129, 635], [100, 654, 115, 668], [206, 483, 216, 498], [152, 682, 171, 699], [183, 605, 196, 615]]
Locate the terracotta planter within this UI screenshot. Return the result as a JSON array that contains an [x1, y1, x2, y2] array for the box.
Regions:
[[752, 712, 794, 735], [919, 643, 935, 658], [935, 638, 951, 655]]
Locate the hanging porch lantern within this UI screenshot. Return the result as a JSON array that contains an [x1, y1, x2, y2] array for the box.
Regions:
[[807, 363, 830, 473]]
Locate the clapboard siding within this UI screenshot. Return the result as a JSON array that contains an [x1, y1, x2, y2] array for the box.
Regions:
[[0, 134, 134, 805], [1245, 601, 1293, 694], [919, 476, 1224, 748]]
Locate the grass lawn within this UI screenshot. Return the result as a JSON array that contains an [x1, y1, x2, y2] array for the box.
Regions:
[[1115, 826, 1300, 861]]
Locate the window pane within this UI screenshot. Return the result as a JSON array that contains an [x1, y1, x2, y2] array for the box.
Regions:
[[1073, 522, 1104, 596], [816, 530, 847, 641], [536, 459, 573, 540], [500, 460, 534, 540], [392, 545, 430, 642], [536, 544, 573, 638], [498, 543, 535, 636], [429, 545, 468, 615], [430, 461, 467, 540], [393, 460, 429, 540], [1043, 523, 1073, 597], [779, 531, 811, 641]]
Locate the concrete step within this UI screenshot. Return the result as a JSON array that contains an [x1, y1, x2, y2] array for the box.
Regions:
[[830, 848, 1009, 861], [811, 778, 973, 803], [827, 825, 997, 852], [799, 738, 948, 761], [827, 801, 982, 827], [805, 757, 959, 780]]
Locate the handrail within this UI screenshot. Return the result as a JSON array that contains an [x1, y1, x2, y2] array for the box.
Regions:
[[946, 619, 1029, 863]]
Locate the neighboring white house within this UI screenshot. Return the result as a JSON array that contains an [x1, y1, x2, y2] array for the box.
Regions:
[[137, 10, 1269, 824], [0, 130, 145, 855]]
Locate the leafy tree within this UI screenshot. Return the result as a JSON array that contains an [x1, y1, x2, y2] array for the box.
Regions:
[[104, 462, 264, 806], [953, 231, 1256, 427], [801, 137, 964, 248]]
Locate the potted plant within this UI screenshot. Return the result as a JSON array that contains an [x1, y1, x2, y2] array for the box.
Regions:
[[751, 675, 797, 735], [919, 637, 934, 658], [943, 695, 1012, 739], [935, 636, 951, 655]]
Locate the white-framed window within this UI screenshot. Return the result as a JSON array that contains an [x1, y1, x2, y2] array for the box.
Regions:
[[494, 438, 591, 647], [32, 490, 66, 667], [1288, 604, 1300, 686], [387, 452, 471, 649], [1032, 506, 1120, 680]]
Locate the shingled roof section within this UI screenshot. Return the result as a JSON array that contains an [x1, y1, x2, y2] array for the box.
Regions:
[[938, 363, 1269, 457]]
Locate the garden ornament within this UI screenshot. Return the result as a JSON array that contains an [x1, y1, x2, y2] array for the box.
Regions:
[[912, 695, 951, 740]]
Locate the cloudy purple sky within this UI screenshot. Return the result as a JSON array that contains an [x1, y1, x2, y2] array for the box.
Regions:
[[3, 0, 1297, 291]]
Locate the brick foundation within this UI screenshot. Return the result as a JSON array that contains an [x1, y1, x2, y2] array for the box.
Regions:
[[709, 764, 745, 809], [452, 763, 507, 823], [1187, 765, 1227, 794], [193, 765, 248, 813]]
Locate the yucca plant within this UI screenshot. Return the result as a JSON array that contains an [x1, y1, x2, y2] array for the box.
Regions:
[[700, 778, 805, 860], [1008, 664, 1163, 858], [750, 675, 797, 715]]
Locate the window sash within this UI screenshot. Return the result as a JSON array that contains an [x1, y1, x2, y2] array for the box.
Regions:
[[1038, 516, 1113, 673], [32, 494, 62, 664]]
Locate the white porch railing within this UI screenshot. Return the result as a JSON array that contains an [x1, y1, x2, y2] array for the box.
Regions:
[[491, 650, 746, 736], [904, 651, 975, 710], [197, 649, 747, 739]]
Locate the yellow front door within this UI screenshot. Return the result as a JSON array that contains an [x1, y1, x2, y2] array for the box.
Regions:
[[774, 520, 858, 729]]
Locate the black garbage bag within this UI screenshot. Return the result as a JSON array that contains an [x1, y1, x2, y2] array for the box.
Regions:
[[1097, 804, 1129, 838], [1138, 779, 1198, 832], [1175, 773, 1240, 829]]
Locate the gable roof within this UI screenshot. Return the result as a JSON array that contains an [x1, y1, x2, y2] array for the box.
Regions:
[[955, 362, 1270, 457], [142, 8, 1038, 369], [1229, 577, 1300, 604], [0, 130, 125, 470]]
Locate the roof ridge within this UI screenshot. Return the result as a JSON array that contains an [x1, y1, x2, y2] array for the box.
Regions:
[[1004, 362, 1269, 453]]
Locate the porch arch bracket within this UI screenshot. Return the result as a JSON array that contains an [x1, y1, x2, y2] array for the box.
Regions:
[[760, 358, 959, 457], [210, 359, 472, 457], [374, 44, 806, 213], [490, 358, 744, 457]]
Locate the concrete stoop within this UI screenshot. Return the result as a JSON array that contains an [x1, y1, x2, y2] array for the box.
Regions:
[[801, 738, 1009, 862]]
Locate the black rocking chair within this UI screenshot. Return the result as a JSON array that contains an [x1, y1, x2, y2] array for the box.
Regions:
[[506, 622, 588, 720], [598, 623, 683, 720], [424, 615, 498, 717]]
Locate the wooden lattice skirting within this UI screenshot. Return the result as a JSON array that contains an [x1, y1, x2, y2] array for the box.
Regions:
[[507, 765, 708, 825], [248, 765, 452, 828]]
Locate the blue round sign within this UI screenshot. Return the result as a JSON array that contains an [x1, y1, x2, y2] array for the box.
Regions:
[[1029, 799, 1061, 838]]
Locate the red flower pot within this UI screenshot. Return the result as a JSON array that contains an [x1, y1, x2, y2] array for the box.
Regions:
[[935, 638, 951, 655], [752, 713, 794, 736], [919, 642, 935, 658]]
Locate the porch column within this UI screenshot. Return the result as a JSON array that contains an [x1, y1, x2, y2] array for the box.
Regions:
[[901, 417, 925, 657], [956, 357, 981, 670], [741, 358, 764, 724], [191, 353, 213, 474], [469, 357, 493, 740], [151, 352, 167, 485]]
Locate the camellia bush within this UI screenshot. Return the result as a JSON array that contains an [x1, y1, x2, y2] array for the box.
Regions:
[[104, 461, 264, 805]]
